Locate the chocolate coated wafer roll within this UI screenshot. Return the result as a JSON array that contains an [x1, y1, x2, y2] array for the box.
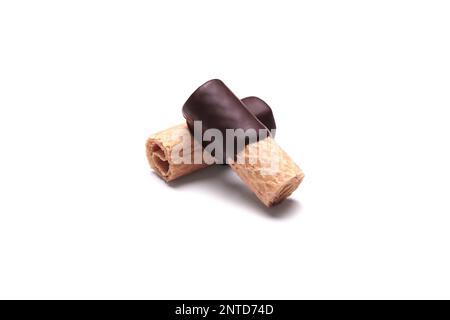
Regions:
[[183, 80, 269, 162], [146, 96, 276, 182], [183, 79, 304, 207]]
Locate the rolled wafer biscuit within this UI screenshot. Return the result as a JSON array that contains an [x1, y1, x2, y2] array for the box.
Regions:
[[146, 123, 207, 182], [230, 136, 304, 207], [183, 79, 304, 207], [146, 96, 276, 182]]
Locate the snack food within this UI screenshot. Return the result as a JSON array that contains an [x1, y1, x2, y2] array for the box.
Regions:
[[146, 96, 276, 182], [183, 79, 304, 206]]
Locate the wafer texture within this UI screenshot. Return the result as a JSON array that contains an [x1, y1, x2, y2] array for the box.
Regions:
[[145, 123, 209, 181], [229, 137, 304, 207], [146, 126, 304, 207]]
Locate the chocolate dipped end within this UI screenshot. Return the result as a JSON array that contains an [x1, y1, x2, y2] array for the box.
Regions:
[[183, 79, 270, 162], [186, 96, 276, 135], [241, 96, 276, 136]]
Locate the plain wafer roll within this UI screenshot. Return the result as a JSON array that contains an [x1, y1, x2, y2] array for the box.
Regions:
[[229, 137, 304, 207], [146, 123, 208, 182]]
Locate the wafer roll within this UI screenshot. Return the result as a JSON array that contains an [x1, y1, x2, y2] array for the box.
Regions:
[[230, 137, 304, 207], [146, 97, 276, 182], [183, 79, 304, 207], [146, 123, 207, 181]]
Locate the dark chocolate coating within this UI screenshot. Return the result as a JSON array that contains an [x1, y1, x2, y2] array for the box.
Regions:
[[183, 79, 271, 162], [185, 96, 276, 134], [241, 96, 276, 134]]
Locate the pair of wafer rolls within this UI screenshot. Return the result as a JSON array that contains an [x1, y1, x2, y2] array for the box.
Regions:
[[146, 96, 276, 182], [183, 79, 304, 207]]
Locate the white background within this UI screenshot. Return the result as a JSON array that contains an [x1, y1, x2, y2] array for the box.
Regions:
[[1, 1, 449, 299]]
